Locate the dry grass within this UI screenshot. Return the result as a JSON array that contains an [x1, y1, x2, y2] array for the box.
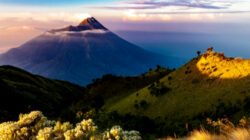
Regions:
[[165, 117, 250, 140], [185, 128, 250, 140], [162, 128, 250, 140]]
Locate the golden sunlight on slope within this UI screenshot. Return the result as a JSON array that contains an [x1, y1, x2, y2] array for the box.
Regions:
[[106, 48, 250, 119], [197, 50, 250, 79]]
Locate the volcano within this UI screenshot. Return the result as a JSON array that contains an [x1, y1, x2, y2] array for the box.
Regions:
[[0, 17, 166, 86]]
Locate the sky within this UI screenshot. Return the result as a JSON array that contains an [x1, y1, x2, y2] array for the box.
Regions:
[[0, 0, 250, 54]]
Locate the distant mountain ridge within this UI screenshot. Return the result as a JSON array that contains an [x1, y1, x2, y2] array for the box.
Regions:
[[0, 17, 167, 86]]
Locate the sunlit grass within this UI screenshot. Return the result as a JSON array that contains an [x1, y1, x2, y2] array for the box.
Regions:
[[107, 49, 250, 120]]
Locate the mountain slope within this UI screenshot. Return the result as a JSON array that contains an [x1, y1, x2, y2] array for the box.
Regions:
[[0, 64, 171, 123], [0, 17, 166, 86], [0, 65, 86, 122], [73, 67, 173, 110], [106, 50, 250, 132]]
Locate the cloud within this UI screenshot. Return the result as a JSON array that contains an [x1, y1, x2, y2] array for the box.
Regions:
[[125, 0, 226, 9], [45, 29, 109, 36], [5, 26, 35, 31], [0, 12, 97, 53], [0, 12, 91, 25], [136, 10, 250, 15], [90, 0, 230, 10], [0, 0, 91, 6], [85, 0, 250, 22]]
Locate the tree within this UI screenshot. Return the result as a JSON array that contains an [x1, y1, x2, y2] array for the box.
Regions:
[[156, 65, 161, 69], [197, 51, 201, 56]]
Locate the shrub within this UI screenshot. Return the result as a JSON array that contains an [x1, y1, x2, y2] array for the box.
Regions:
[[134, 103, 139, 109], [235, 57, 243, 62], [226, 57, 234, 61], [203, 53, 209, 58], [217, 53, 226, 60], [0, 111, 142, 140], [140, 100, 149, 110], [156, 65, 161, 69], [103, 125, 141, 140], [168, 76, 172, 81], [148, 82, 171, 96]]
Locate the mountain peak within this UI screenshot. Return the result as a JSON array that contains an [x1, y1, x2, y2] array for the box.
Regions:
[[78, 17, 97, 26], [49, 17, 107, 33], [77, 17, 107, 30]]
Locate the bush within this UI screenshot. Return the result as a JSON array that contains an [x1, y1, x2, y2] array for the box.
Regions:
[[148, 82, 171, 96], [140, 100, 149, 110], [0, 111, 142, 140], [168, 76, 172, 81], [235, 57, 243, 62], [134, 103, 139, 109]]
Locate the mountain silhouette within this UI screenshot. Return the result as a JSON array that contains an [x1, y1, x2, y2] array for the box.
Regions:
[[0, 17, 167, 86]]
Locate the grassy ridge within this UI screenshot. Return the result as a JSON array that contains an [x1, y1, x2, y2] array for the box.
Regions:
[[65, 68, 172, 120], [86, 68, 172, 109], [106, 51, 250, 134]]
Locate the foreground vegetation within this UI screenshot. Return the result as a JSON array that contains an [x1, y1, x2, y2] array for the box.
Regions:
[[0, 111, 141, 140], [166, 117, 250, 140], [0, 111, 249, 140]]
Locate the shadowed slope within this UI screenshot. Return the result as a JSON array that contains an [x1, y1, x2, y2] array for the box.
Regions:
[[0, 65, 86, 122], [0, 65, 170, 124]]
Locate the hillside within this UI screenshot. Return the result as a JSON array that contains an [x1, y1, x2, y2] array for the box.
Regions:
[[64, 67, 172, 118], [0, 65, 87, 122], [0, 65, 171, 124], [106, 49, 250, 134]]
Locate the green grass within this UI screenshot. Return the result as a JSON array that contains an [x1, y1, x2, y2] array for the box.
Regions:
[[106, 51, 250, 126], [85, 68, 172, 109]]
